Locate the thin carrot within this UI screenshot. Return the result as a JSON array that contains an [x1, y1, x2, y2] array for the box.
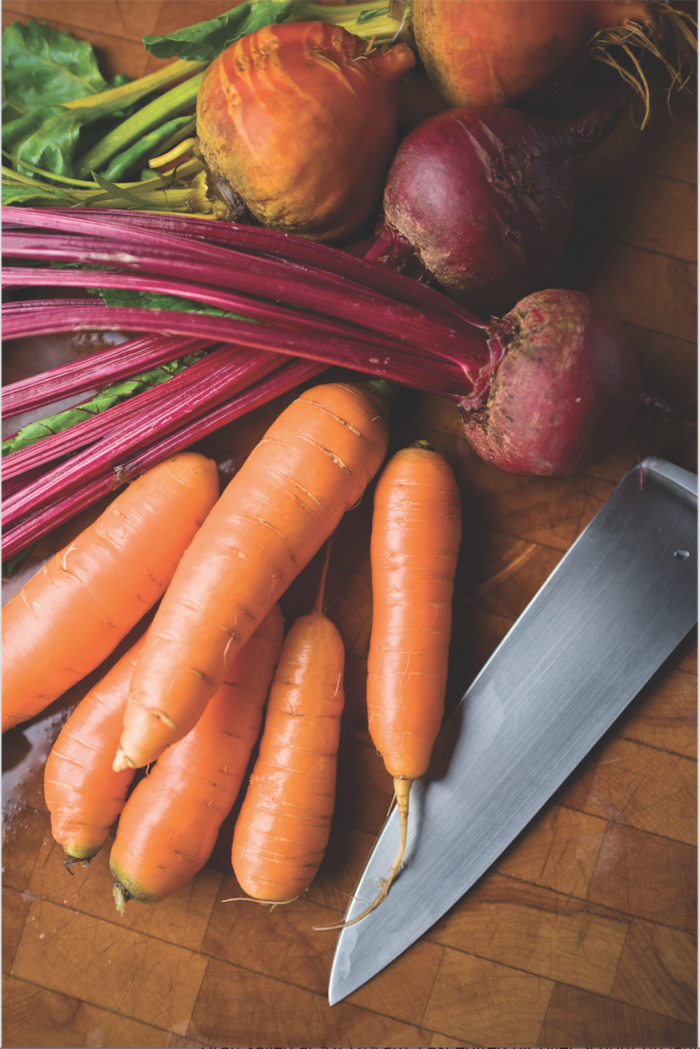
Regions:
[[2, 451, 220, 734], [113, 379, 391, 772], [109, 605, 285, 913], [229, 543, 344, 903], [321, 440, 461, 928], [43, 633, 147, 867]]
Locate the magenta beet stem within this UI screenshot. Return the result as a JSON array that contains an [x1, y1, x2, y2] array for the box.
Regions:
[[2, 345, 286, 530], [2, 331, 210, 419], [2, 303, 476, 402], [1, 358, 326, 561]]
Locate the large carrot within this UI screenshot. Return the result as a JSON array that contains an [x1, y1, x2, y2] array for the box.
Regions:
[[44, 633, 147, 867], [109, 605, 284, 913], [114, 380, 390, 772], [230, 545, 344, 903], [325, 440, 461, 927], [2, 451, 220, 734]]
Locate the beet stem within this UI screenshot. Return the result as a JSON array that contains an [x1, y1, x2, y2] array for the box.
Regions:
[[2, 332, 210, 418], [2, 345, 286, 530], [2, 303, 472, 402], [2, 226, 489, 375], [1, 358, 326, 560]]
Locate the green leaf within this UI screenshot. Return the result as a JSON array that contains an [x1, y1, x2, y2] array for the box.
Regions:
[[2, 353, 207, 456], [142, 1, 295, 62], [2, 18, 109, 114], [2, 541, 40, 578], [94, 285, 254, 321], [3, 106, 92, 177]]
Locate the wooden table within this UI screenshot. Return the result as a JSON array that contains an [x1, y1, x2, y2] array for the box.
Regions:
[[2, 3, 697, 1047]]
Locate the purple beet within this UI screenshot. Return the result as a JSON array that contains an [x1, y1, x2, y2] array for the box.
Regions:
[[373, 84, 632, 316], [461, 289, 642, 475]]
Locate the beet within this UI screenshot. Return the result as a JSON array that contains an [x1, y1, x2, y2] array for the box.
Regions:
[[460, 289, 642, 475], [411, 0, 691, 110], [3, 208, 644, 535], [372, 84, 632, 316], [196, 22, 415, 242]]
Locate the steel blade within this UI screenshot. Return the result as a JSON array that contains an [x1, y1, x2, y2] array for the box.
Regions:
[[329, 456, 697, 1005]]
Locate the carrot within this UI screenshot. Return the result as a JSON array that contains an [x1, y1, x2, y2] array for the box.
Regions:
[[323, 440, 461, 927], [229, 543, 344, 903], [113, 379, 391, 772], [109, 605, 284, 913], [43, 633, 147, 867], [2, 451, 220, 734]]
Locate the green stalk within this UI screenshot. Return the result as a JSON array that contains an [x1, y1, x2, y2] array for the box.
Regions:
[[102, 115, 197, 181], [61, 58, 205, 113], [2, 161, 212, 212], [2, 158, 102, 189], [76, 72, 204, 179]]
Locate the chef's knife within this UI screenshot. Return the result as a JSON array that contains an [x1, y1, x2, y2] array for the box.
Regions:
[[329, 455, 697, 1005]]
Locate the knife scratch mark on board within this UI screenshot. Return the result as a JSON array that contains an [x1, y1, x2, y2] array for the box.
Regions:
[[468, 542, 539, 599]]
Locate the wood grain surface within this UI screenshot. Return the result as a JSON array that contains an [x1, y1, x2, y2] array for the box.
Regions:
[[2, 3, 697, 1047]]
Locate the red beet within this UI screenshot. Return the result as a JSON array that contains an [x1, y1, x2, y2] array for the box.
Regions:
[[373, 84, 632, 316], [460, 289, 642, 475]]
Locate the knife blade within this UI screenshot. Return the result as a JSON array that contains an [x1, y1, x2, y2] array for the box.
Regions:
[[328, 455, 697, 1005]]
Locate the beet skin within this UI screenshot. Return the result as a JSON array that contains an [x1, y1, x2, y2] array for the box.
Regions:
[[381, 89, 630, 316], [461, 289, 642, 476]]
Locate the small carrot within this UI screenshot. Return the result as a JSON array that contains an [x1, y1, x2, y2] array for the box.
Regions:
[[2, 451, 220, 734], [230, 543, 344, 903], [43, 633, 147, 867], [109, 605, 284, 913], [113, 379, 391, 773], [325, 440, 461, 927]]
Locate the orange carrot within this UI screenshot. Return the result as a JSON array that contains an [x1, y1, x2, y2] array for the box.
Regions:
[[109, 605, 284, 913], [114, 380, 390, 773], [230, 545, 344, 903], [2, 451, 220, 734], [327, 440, 461, 927], [44, 633, 147, 867]]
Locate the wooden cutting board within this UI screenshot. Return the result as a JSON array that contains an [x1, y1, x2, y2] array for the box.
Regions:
[[2, 3, 697, 1047]]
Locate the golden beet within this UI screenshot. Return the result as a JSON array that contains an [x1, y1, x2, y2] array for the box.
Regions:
[[196, 21, 415, 242]]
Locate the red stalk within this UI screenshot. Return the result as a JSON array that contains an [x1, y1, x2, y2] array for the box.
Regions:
[[2, 332, 210, 418], [2, 345, 287, 530], [1, 358, 326, 561], [4, 207, 483, 326], [2, 228, 488, 371], [2, 303, 472, 401], [3, 345, 221, 480], [2, 264, 448, 369]]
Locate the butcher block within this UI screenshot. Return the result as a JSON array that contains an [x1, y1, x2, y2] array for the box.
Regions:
[[2, 2, 697, 1047]]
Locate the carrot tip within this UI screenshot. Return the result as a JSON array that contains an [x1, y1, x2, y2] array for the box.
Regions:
[[112, 747, 135, 773], [63, 854, 91, 871], [112, 879, 129, 916]]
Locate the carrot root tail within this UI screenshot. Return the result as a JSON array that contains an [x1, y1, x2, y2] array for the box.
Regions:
[[221, 894, 301, 909], [314, 776, 412, 932], [113, 879, 129, 916]]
